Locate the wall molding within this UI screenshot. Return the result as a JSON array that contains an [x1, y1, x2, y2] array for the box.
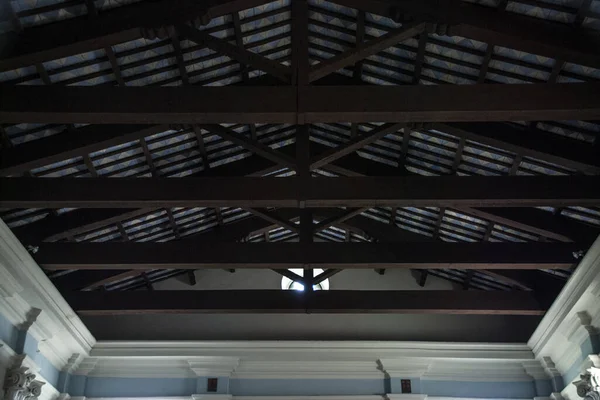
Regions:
[[529, 236, 600, 362], [0, 220, 95, 370], [89, 341, 534, 360], [76, 396, 530, 400], [67, 341, 544, 382]]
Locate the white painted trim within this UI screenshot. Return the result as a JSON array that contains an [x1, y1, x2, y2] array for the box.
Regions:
[[231, 360, 383, 379], [81, 396, 531, 400], [233, 397, 383, 400], [89, 341, 534, 361], [82, 340, 538, 380], [428, 398, 532, 400], [192, 396, 233, 400], [71, 344, 544, 382], [86, 397, 383, 400], [388, 396, 427, 400], [0, 220, 96, 370], [529, 235, 600, 357], [87, 398, 193, 400]]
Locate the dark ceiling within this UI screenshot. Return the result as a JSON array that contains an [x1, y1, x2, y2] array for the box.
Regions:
[[1, 0, 599, 342]]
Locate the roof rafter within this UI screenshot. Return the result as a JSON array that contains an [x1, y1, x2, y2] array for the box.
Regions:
[[0, 0, 274, 72], [310, 123, 404, 170], [46, 206, 564, 292], [308, 22, 426, 82], [330, 0, 600, 68], [8, 144, 389, 244], [245, 208, 300, 233], [51, 212, 293, 291], [313, 208, 368, 233], [437, 122, 600, 174], [177, 24, 292, 83], [0, 124, 169, 177], [10, 140, 598, 248], [200, 124, 297, 171]]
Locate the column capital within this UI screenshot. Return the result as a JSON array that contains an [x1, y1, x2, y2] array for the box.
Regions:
[[573, 366, 600, 400], [3, 358, 46, 400]]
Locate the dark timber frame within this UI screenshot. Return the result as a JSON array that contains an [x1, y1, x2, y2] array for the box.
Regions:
[[65, 290, 548, 316], [35, 242, 580, 270], [2, 176, 600, 209], [1, 0, 599, 316], [2, 83, 600, 124]]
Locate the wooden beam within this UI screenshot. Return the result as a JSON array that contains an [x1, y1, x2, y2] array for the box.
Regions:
[[313, 208, 367, 233], [10, 140, 597, 251], [310, 123, 404, 170], [245, 208, 299, 233], [308, 22, 426, 82], [177, 24, 291, 83], [0, 85, 298, 124], [302, 83, 600, 123], [9, 150, 285, 244], [105, 46, 125, 86], [64, 289, 547, 315], [50, 213, 298, 291], [232, 11, 250, 82], [171, 35, 190, 85], [0, 0, 273, 72], [484, 269, 566, 294], [418, 270, 428, 287], [317, 67, 600, 173], [353, 10, 366, 82], [2, 83, 600, 124], [200, 124, 297, 170], [481, 270, 533, 291], [187, 271, 197, 286], [8, 142, 384, 244], [272, 269, 304, 282], [438, 122, 600, 174], [53, 269, 146, 291], [478, 44, 494, 83], [412, 33, 428, 84], [0, 75, 278, 177], [3, 175, 600, 208], [191, 125, 210, 168], [314, 269, 341, 284], [330, 0, 600, 68], [47, 207, 571, 291], [458, 207, 600, 245], [296, 123, 312, 288], [13, 208, 153, 245], [0, 124, 167, 176], [291, 0, 310, 87], [34, 241, 579, 270]]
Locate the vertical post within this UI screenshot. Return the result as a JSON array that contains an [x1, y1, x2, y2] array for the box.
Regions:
[[353, 10, 365, 83], [292, 0, 309, 120], [292, 0, 313, 292], [297, 125, 313, 291], [300, 207, 313, 292]]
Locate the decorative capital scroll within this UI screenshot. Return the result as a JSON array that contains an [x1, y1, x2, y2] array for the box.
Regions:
[[574, 367, 600, 400], [3, 360, 46, 400]]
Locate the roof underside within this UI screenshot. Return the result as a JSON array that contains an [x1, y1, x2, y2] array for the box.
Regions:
[[0, 0, 599, 338]]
